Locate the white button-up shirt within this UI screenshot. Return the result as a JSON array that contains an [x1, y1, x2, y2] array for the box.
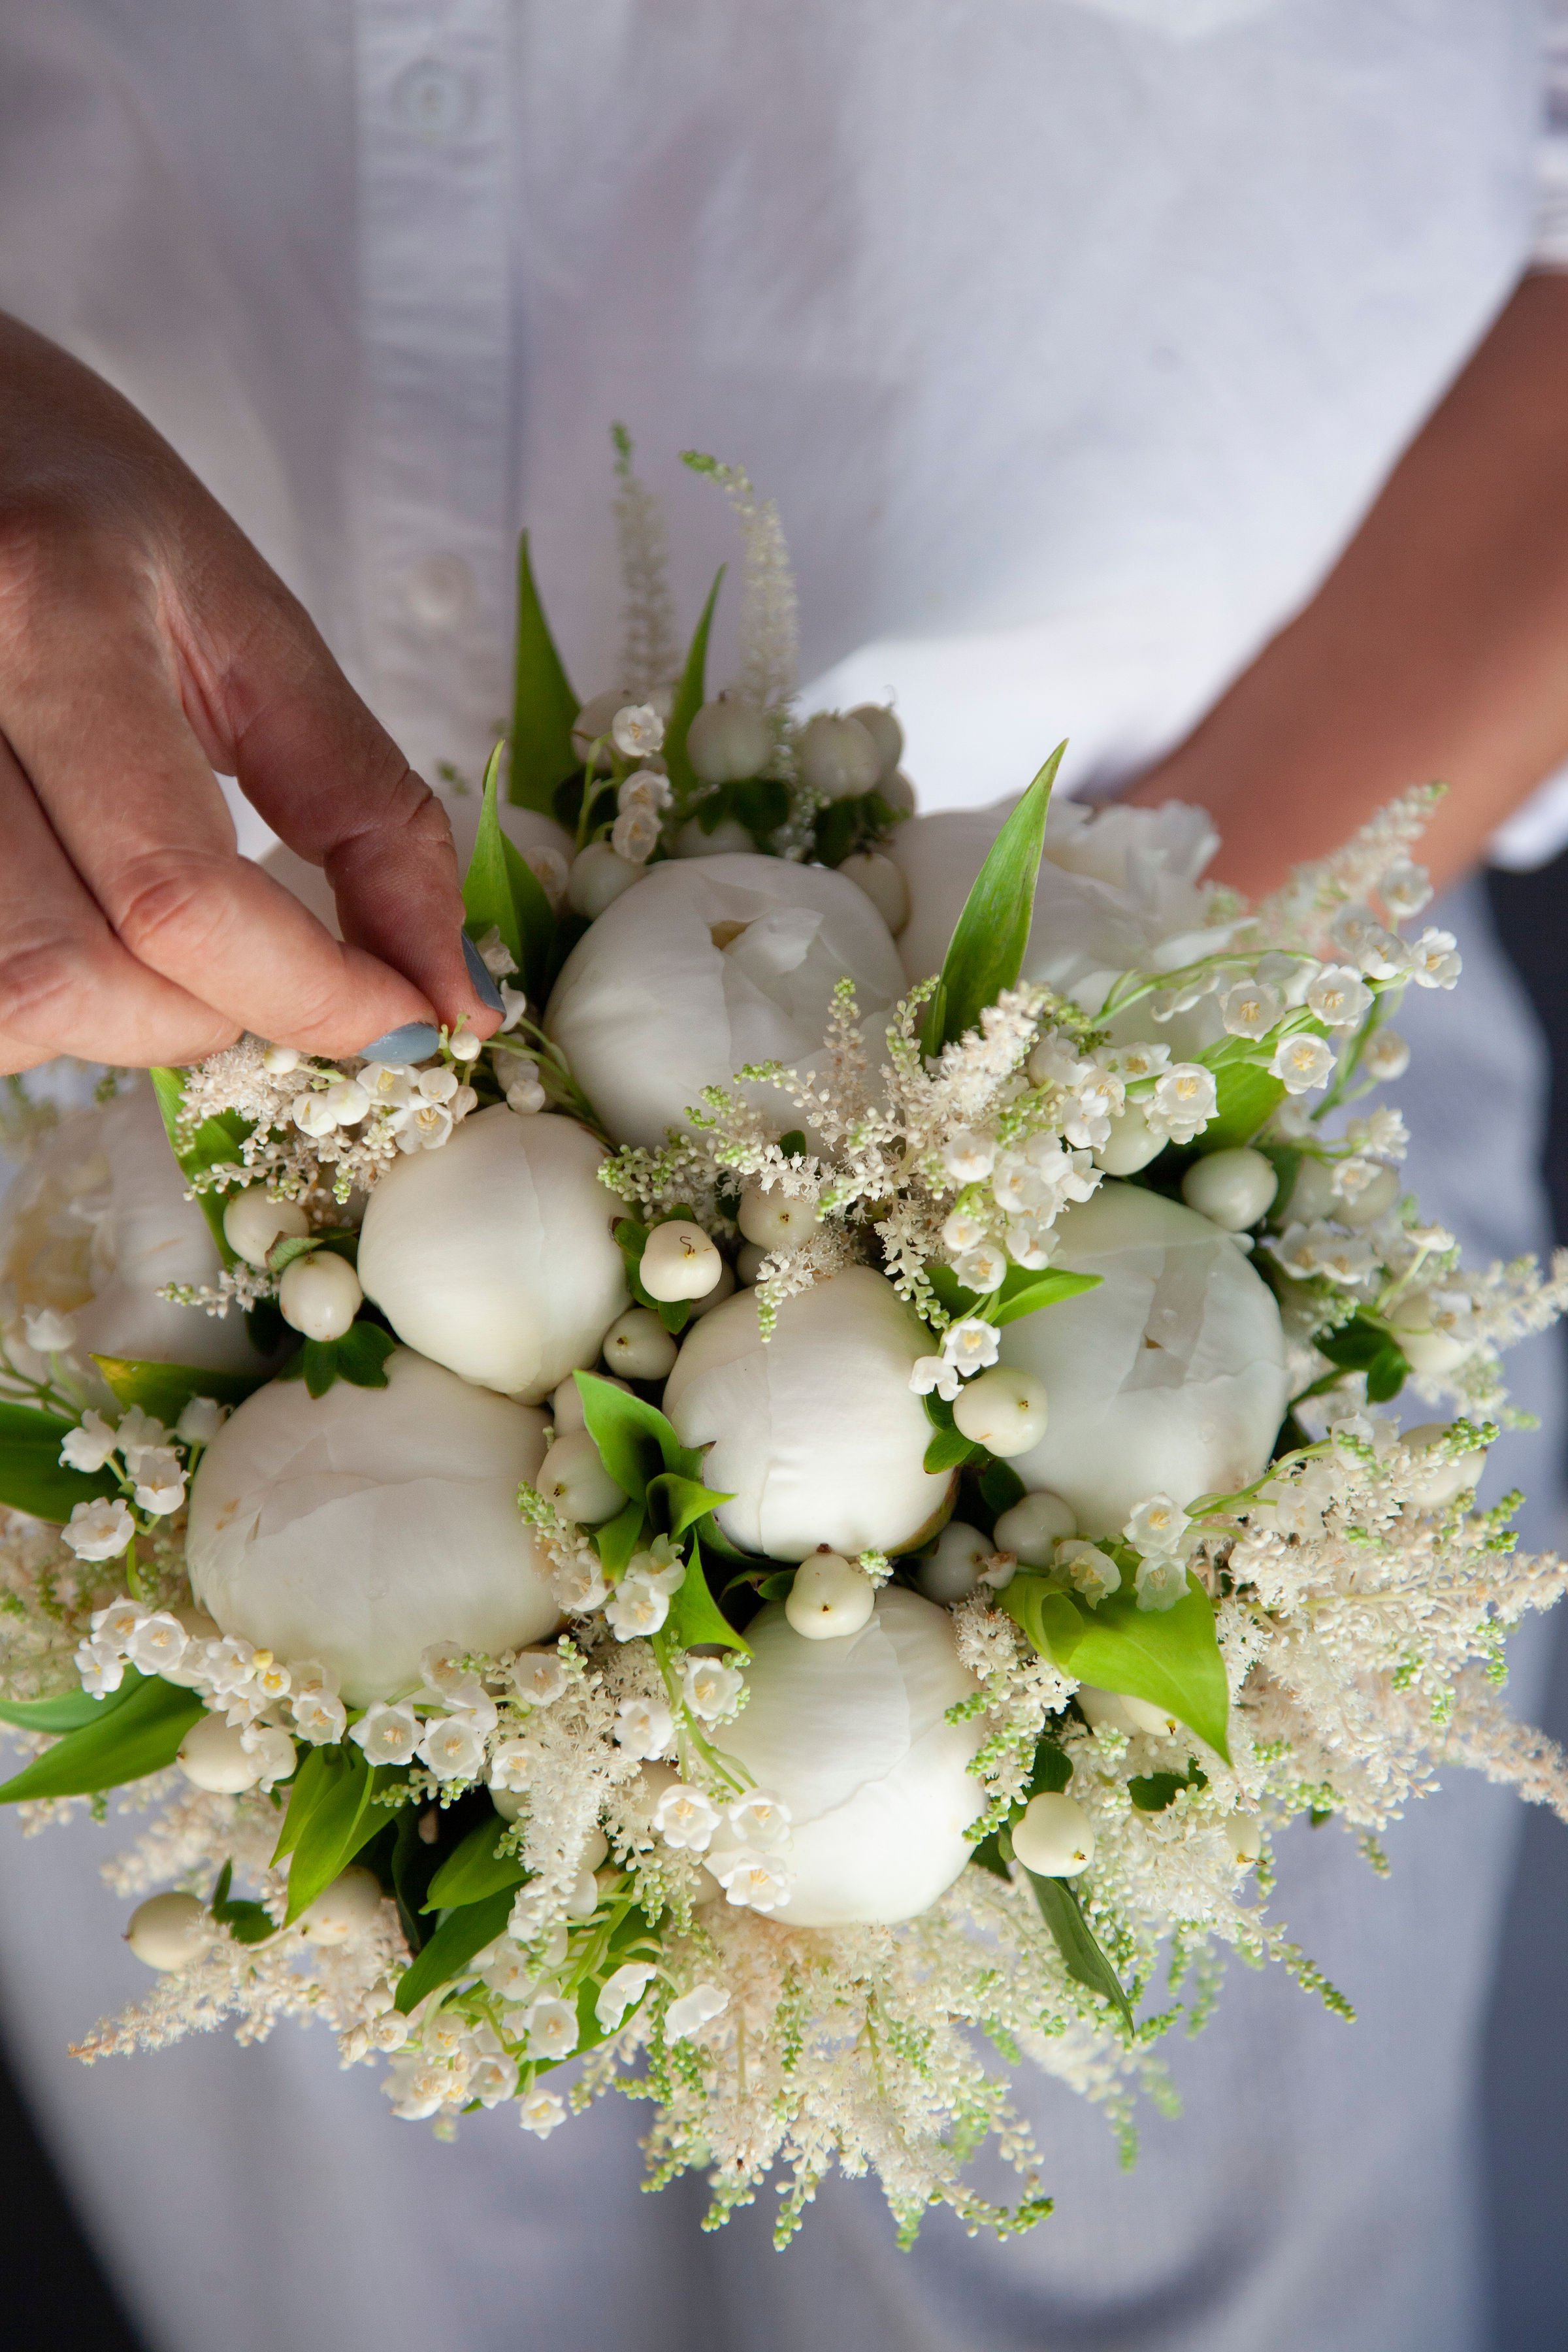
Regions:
[[2, 1, 1567, 849]]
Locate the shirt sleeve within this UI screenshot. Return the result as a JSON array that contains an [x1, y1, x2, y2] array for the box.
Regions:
[[1535, 0, 1568, 267]]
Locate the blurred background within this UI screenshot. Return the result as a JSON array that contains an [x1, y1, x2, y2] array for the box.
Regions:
[[0, 846, 1564, 2347]]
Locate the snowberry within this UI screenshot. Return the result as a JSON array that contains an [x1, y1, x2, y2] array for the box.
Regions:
[[685, 697, 774, 785], [785, 1547, 875, 1639], [549, 1371, 629, 1433], [538, 1429, 625, 1525], [1180, 1148, 1278, 1233], [916, 1521, 992, 1604], [1225, 1817, 1264, 1867], [602, 1307, 679, 1381], [125, 1891, 210, 1972], [278, 1250, 363, 1342], [222, 1188, 310, 1269], [1011, 1791, 1094, 1877], [737, 1184, 815, 1251], [568, 841, 643, 919], [570, 686, 634, 767], [1094, 1103, 1162, 1175], [838, 849, 909, 935], [640, 1219, 723, 1302], [796, 712, 881, 801], [298, 1865, 384, 1944], [952, 1367, 1049, 1457], [177, 1712, 266, 1793], [1400, 1422, 1488, 1506], [845, 703, 903, 780], [992, 1489, 1075, 1565], [1337, 1163, 1401, 1228], [672, 815, 755, 858]]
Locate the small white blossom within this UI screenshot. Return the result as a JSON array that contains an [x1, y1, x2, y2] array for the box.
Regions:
[[59, 1411, 119, 1475], [613, 1695, 674, 1758], [74, 1639, 124, 1697], [1134, 1555, 1188, 1610], [125, 1612, 189, 1676], [512, 1650, 570, 1708], [1331, 1156, 1380, 1204], [611, 804, 661, 864], [293, 1681, 348, 1744], [653, 1782, 722, 1852], [240, 1723, 299, 1789], [392, 1102, 453, 1152], [942, 1317, 1000, 1374], [474, 925, 519, 979], [725, 1789, 792, 1850], [359, 1062, 416, 1111], [470, 2055, 517, 2108], [618, 767, 672, 815], [90, 1597, 145, 1649], [526, 845, 568, 908], [63, 1497, 135, 1561], [595, 1962, 658, 2033], [383, 2059, 450, 2121], [1379, 860, 1432, 918], [942, 1128, 998, 1183], [940, 1209, 989, 1254], [131, 1446, 186, 1516], [24, 1307, 76, 1353], [174, 1396, 227, 1446], [114, 1407, 168, 1473], [487, 1736, 539, 1793], [521, 1995, 580, 2061], [518, 2089, 568, 2137], [612, 704, 666, 759], [910, 1354, 962, 1402], [951, 1241, 1007, 1294], [1352, 926, 1412, 981], [1005, 1217, 1056, 1270], [1346, 1106, 1409, 1162], [293, 1091, 338, 1139], [323, 1080, 370, 1131], [708, 1844, 792, 1912], [1123, 1494, 1191, 1555], [605, 1569, 678, 1641], [1409, 1222, 1458, 1256], [551, 1554, 609, 1614], [1305, 966, 1373, 1029], [1096, 1042, 1170, 1080], [351, 1702, 421, 1766], [498, 982, 529, 1034], [505, 1064, 548, 1115], [417, 1715, 488, 1783], [1058, 1540, 1120, 1606], [1271, 1034, 1335, 1094], [1147, 1064, 1218, 1145], [417, 1066, 460, 1105], [1409, 926, 1462, 989], [666, 1983, 729, 2043], [1220, 981, 1284, 1040], [681, 1656, 743, 1722]]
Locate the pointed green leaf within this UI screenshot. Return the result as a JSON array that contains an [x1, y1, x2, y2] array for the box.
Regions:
[[0, 1682, 131, 1735], [282, 1747, 389, 1923], [508, 532, 580, 815], [395, 1886, 518, 2014], [423, 1818, 526, 1913], [210, 1861, 276, 1944], [595, 1495, 648, 1581], [990, 1269, 1102, 1326], [1026, 1867, 1133, 2031], [574, 1371, 702, 1504], [93, 1356, 267, 1424], [924, 1424, 985, 1475], [923, 744, 1064, 1054], [149, 1068, 252, 1260], [0, 1399, 118, 1522], [1000, 1571, 1231, 1761], [665, 1535, 749, 1655], [663, 567, 725, 808], [647, 1471, 736, 1542], [0, 1673, 204, 1803], [271, 1743, 336, 1864], [463, 740, 558, 1000], [276, 1321, 394, 1399], [1199, 1058, 1286, 1152]]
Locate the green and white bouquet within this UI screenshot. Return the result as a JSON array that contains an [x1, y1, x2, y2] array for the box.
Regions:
[[3, 446, 1567, 2247]]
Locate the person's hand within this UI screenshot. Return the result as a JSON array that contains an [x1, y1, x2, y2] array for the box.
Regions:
[[0, 314, 496, 1076]]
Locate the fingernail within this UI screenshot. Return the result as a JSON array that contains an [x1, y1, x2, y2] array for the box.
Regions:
[[355, 1021, 441, 1064], [463, 932, 505, 1014]]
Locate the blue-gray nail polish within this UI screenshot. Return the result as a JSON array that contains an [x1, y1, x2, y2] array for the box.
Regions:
[[463, 931, 506, 1013], [357, 1021, 441, 1065]]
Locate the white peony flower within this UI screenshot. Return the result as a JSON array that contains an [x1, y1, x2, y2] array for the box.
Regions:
[[186, 1348, 559, 1705], [357, 1107, 628, 1403], [0, 1081, 270, 1377], [662, 1267, 954, 1561], [544, 852, 904, 1149], [716, 1589, 983, 1927], [998, 1181, 1289, 1537]]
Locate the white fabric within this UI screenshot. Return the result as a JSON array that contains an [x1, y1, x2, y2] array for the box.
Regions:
[[1, 7, 1568, 2349]]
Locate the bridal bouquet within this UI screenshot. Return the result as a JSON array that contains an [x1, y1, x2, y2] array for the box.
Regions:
[[3, 444, 1568, 2245]]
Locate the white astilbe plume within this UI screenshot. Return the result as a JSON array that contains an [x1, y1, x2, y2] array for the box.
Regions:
[[681, 451, 799, 725], [611, 424, 679, 698]]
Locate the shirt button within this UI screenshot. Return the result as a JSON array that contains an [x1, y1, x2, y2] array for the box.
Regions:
[[402, 555, 478, 630], [391, 59, 473, 146]]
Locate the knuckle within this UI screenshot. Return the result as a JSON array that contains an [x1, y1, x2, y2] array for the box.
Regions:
[[110, 848, 233, 972], [0, 928, 100, 1043]]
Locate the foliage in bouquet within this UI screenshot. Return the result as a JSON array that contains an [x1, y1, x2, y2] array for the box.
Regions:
[[3, 440, 1568, 2246]]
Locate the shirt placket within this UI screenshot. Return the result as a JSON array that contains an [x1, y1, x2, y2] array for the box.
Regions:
[[353, 0, 512, 777]]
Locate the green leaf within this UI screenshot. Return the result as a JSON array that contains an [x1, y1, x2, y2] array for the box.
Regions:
[[508, 532, 580, 815], [463, 740, 559, 1004], [662, 568, 724, 808], [1315, 1311, 1407, 1409], [0, 1678, 140, 1735], [979, 1459, 1026, 1518], [1365, 1347, 1409, 1405], [728, 777, 790, 841], [150, 1068, 252, 1260], [92, 1355, 267, 1424], [423, 1818, 526, 1913], [1199, 1058, 1287, 1152], [923, 743, 1064, 1054], [665, 1534, 749, 1655], [595, 1494, 648, 1581], [210, 1861, 276, 1945], [0, 1674, 204, 1803], [280, 1746, 389, 1925], [277, 1321, 395, 1399], [0, 1399, 118, 1522], [574, 1371, 702, 1504], [1026, 1868, 1134, 2031], [990, 1268, 1101, 1327], [272, 1744, 335, 1863], [920, 1390, 984, 1474], [647, 1471, 736, 1542], [395, 1886, 518, 2014], [1025, 1737, 1073, 1797], [1129, 1760, 1207, 1814], [1000, 1572, 1232, 1762], [614, 1220, 693, 1335]]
